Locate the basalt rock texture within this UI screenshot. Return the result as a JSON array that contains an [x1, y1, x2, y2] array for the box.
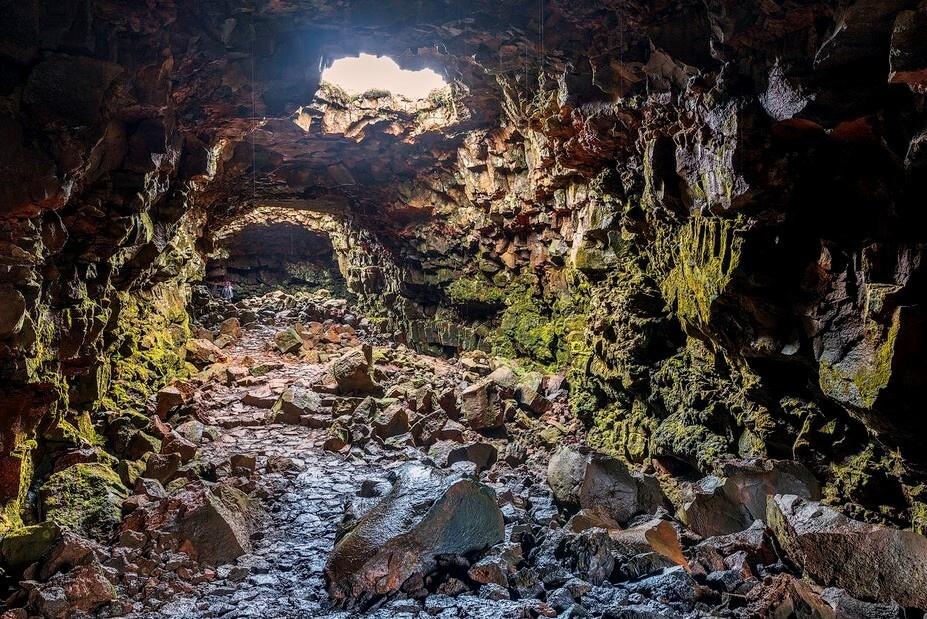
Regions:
[[1, 0, 926, 611]]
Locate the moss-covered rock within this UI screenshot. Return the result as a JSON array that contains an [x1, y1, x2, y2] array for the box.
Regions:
[[0, 522, 60, 568], [39, 463, 127, 541]]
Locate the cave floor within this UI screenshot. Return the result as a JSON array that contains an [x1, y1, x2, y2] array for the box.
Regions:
[[119, 320, 560, 618]]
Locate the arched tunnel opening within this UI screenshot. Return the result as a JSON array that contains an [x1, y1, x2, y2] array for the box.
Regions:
[[205, 222, 348, 299], [2, 2, 927, 617]]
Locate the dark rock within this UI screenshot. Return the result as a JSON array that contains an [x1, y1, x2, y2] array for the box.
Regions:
[[324, 463, 503, 606], [274, 386, 322, 423], [547, 446, 666, 525], [273, 327, 303, 354], [681, 459, 819, 537], [155, 385, 188, 419], [767, 494, 927, 608], [331, 348, 377, 394]]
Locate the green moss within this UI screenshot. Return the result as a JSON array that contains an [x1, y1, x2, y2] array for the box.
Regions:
[[0, 438, 38, 533], [39, 463, 127, 541], [100, 284, 193, 412], [486, 270, 590, 372], [446, 277, 506, 305], [0, 522, 60, 568], [819, 310, 899, 410], [660, 217, 742, 331]]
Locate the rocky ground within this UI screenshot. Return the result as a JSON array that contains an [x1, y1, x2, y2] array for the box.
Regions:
[[2, 291, 925, 618]]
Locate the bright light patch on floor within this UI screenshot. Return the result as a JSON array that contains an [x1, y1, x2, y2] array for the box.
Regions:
[[320, 54, 447, 99]]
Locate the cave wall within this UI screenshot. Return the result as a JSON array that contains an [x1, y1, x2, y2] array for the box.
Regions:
[[1, 0, 926, 534]]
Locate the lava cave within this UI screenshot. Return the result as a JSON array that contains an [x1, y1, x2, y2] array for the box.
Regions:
[[1, 1, 926, 617]]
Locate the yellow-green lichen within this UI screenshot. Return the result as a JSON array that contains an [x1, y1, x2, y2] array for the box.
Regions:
[[39, 463, 127, 541], [659, 217, 742, 331]]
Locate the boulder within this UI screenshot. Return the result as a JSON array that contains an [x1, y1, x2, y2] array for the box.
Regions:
[[0, 285, 27, 339], [746, 574, 905, 619], [273, 386, 322, 423], [24, 563, 116, 618], [39, 464, 127, 541], [184, 339, 227, 367], [143, 452, 182, 483], [273, 327, 303, 354], [218, 317, 242, 339], [370, 403, 409, 439], [161, 432, 198, 462], [446, 441, 498, 473], [681, 459, 819, 537], [331, 348, 377, 394], [177, 483, 253, 565], [0, 523, 60, 568], [767, 494, 927, 608], [324, 463, 504, 606], [547, 445, 666, 525], [174, 419, 205, 444], [155, 385, 188, 419]]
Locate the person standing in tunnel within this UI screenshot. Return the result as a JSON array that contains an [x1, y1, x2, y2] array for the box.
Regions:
[[221, 279, 234, 301]]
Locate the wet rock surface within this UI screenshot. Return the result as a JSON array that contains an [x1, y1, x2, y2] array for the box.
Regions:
[[3, 292, 927, 617]]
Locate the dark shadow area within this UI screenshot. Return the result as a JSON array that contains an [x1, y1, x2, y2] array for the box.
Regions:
[[206, 223, 348, 299]]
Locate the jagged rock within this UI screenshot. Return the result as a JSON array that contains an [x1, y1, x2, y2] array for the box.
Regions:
[[273, 386, 323, 423], [155, 385, 189, 419], [161, 432, 198, 462], [177, 483, 253, 565], [445, 441, 498, 473], [23, 563, 115, 618], [467, 542, 523, 586], [0, 523, 60, 568], [174, 419, 206, 444], [0, 285, 27, 339], [185, 339, 227, 367], [746, 574, 905, 619], [273, 327, 303, 354], [39, 464, 127, 541], [324, 463, 503, 606], [143, 452, 182, 483], [767, 494, 927, 608], [331, 347, 377, 394], [370, 402, 409, 438], [681, 459, 820, 537], [219, 317, 242, 339], [688, 520, 777, 577], [547, 446, 666, 525], [242, 388, 278, 409]]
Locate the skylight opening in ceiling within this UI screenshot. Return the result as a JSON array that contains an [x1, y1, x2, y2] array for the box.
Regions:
[[320, 53, 447, 100]]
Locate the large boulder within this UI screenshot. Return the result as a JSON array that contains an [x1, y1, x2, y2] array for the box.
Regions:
[[331, 347, 377, 394], [39, 463, 127, 541], [178, 484, 253, 565], [767, 494, 927, 608], [459, 367, 516, 430], [121, 481, 253, 565], [681, 459, 820, 537], [184, 338, 227, 367], [547, 446, 666, 525], [273, 327, 303, 354], [0, 523, 61, 568], [273, 385, 323, 423], [324, 463, 504, 606]]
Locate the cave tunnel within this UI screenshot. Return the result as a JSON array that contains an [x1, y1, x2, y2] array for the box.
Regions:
[[205, 222, 349, 300], [1, 1, 927, 617]]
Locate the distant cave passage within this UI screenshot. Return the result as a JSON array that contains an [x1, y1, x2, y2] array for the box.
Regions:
[[206, 223, 347, 298]]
